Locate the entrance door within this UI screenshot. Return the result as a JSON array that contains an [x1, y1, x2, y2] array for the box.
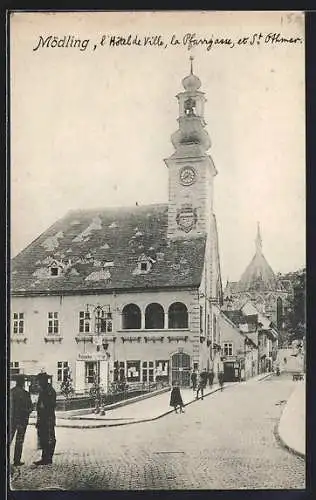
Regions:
[[171, 353, 191, 387], [223, 362, 238, 382]]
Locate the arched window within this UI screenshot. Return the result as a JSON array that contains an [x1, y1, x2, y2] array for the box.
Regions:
[[255, 295, 265, 313], [184, 97, 196, 116], [122, 304, 141, 330], [145, 303, 164, 329], [276, 297, 283, 329], [168, 302, 188, 329]]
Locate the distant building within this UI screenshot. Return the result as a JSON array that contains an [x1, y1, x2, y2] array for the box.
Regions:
[[223, 223, 293, 329], [11, 61, 223, 391], [217, 311, 258, 382], [223, 301, 278, 374]]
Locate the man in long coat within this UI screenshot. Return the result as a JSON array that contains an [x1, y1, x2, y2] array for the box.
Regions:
[[34, 373, 57, 465], [196, 369, 208, 400], [218, 371, 225, 391], [10, 374, 33, 466], [190, 370, 198, 391]]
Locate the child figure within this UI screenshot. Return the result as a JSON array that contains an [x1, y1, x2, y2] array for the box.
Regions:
[[170, 382, 185, 414]]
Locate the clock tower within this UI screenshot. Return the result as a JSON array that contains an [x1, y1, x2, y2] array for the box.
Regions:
[[165, 58, 217, 239]]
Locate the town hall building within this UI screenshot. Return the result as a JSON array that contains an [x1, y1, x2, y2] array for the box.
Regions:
[[11, 60, 224, 393]]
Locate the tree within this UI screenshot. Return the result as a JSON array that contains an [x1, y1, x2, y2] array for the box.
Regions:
[[60, 367, 74, 399], [282, 268, 306, 343]]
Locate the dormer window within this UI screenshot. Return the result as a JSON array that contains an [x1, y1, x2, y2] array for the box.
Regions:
[[132, 253, 156, 276], [48, 259, 64, 277], [138, 256, 155, 274], [140, 262, 148, 272], [50, 267, 59, 276]]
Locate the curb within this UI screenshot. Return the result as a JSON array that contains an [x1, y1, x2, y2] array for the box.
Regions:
[[50, 386, 171, 418], [28, 375, 271, 429], [29, 384, 231, 429], [258, 373, 272, 382], [274, 420, 305, 460], [274, 384, 305, 460], [100, 386, 171, 411]]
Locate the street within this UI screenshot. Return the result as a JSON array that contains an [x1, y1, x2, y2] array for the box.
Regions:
[[10, 373, 305, 490]]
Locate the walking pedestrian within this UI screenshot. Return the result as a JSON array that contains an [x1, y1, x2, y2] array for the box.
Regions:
[[10, 374, 33, 466], [218, 371, 224, 391], [208, 370, 214, 388], [196, 369, 208, 400], [190, 370, 197, 391], [33, 373, 57, 466], [170, 382, 185, 414]]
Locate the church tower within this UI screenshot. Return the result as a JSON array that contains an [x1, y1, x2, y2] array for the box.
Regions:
[[165, 57, 217, 239]]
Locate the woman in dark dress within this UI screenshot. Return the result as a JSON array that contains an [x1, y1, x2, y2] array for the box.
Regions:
[[170, 382, 184, 414]]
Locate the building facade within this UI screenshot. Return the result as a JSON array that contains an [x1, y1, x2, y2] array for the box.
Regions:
[[224, 300, 278, 375], [11, 61, 223, 392], [219, 311, 258, 382]]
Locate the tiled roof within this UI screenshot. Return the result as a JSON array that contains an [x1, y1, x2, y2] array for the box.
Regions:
[[244, 314, 258, 324], [238, 250, 283, 292], [223, 310, 244, 325], [224, 249, 287, 296], [223, 310, 258, 328], [11, 204, 206, 295]]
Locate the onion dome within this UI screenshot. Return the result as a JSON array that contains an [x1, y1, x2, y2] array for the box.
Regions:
[[182, 56, 201, 91], [171, 123, 211, 151], [182, 73, 201, 91]]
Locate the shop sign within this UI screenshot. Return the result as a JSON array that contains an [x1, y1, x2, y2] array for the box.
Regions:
[[78, 353, 107, 361]]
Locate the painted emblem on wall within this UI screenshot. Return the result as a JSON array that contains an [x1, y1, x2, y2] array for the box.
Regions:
[[176, 204, 198, 233]]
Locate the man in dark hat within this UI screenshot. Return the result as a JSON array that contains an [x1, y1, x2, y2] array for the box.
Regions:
[[10, 374, 33, 466], [196, 369, 208, 400], [33, 373, 57, 465], [190, 369, 197, 391], [218, 371, 224, 391], [208, 370, 214, 388]]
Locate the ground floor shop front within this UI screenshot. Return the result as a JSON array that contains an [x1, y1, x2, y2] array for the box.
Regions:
[[11, 343, 221, 393], [222, 352, 258, 382], [75, 349, 211, 392]]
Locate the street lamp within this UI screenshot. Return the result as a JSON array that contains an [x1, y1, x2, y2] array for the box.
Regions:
[[85, 303, 112, 414]]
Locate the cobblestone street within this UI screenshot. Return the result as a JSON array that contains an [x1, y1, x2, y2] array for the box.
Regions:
[[10, 374, 305, 490]]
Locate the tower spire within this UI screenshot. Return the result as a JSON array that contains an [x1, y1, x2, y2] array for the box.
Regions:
[[190, 55, 194, 75], [255, 222, 262, 253]]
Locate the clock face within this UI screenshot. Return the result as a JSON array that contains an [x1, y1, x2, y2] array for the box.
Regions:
[[179, 166, 196, 186]]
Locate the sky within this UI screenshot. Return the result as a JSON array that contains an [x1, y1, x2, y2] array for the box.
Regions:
[[10, 11, 305, 282]]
